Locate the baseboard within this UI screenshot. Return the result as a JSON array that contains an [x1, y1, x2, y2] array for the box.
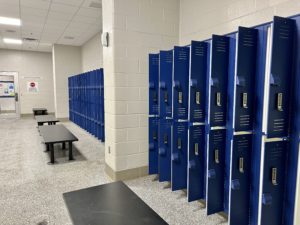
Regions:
[[57, 117, 69, 122], [21, 112, 55, 118], [105, 163, 148, 181]]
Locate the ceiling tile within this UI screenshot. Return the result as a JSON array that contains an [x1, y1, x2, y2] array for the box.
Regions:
[[20, 0, 51, 10], [50, 3, 79, 14], [52, 0, 83, 7], [77, 7, 101, 18], [47, 11, 74, 21]]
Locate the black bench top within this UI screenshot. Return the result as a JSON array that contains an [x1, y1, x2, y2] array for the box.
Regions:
[[35, 115, 59, 123], [39, 125, 78, 144], [63, 181, 168, 225]]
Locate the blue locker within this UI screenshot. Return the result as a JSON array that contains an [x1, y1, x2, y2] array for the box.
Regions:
[[171, 46, 190, 191], [149, 117, 159, 174], [259, 16, 296, 225], [158, 50, 173, 182], [226, 27, 258, 225], [149, 54, 159, 116], [187, 40, 209, 202], [148, 54, 159, 175], [158, 118, 172, 182], [206, 34, 230, 215]]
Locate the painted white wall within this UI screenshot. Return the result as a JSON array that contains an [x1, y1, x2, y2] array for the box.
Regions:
[[179, 0, 300, 45], [52, 44, 82, 119], [102, 0, 179, 172], [81, 32, 103, 72], [0, 49, 54, 114]]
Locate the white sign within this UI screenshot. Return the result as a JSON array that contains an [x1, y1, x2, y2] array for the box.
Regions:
[[27, 81, 39, 93]]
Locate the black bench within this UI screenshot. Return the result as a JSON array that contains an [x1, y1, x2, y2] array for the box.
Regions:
[[36, 115, 60, 126], [39, 125, 78, 164], [32, 108, 48, 117]]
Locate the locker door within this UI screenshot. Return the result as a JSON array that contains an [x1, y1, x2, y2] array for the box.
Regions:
[[149, 54, 159, 116], [206, 129, 226, 215], [189, 41, 208, 123], [209, 35, 229, 127], [171, 121, 188, 191], [158, 118, 172, 182], [187, 125, 206, 201], [173, 46, 190, 121], [149, 117, 159, 174], [267, 16, 295, 138], [261, 141, 288, 225]]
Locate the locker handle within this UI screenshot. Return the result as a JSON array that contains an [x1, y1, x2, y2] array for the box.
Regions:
[[216, 92, 221, 107], [178, 91, 183, 104], [164, 91, 168, 104], [194, 143, 199, 156], [173, 80, 180, 89], [149, 143, 155, 151], [239, 157, 244, 173], [190, 79, 197, 87], [196, 92, 200, 105], [153, 131, 157, 141], [272, 167, 278, 186], [277, 93, 283, 111], [214, 149, 220, 164], [149, 82, 155, 89], [159, 82, 166, 89], [178, 138, 182, 150], [153, 91, 158, 103], [164, 134, 168, 145], [242, 93, 248, 109]]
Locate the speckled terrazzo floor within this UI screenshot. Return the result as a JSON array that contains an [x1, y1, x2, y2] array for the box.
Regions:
[[0, 118, 227, 225]]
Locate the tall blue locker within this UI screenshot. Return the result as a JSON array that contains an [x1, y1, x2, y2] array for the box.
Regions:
[[187, 41, 209, 202], [149, 53, 159, 175], [171, 46, 190, 191], [206, 35, 229, 215], [225, 27, 258, 225], [158, 50, 173, 182]]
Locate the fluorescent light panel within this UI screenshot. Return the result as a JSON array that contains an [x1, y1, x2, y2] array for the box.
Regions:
[[0, 16, 21, 26], [3, 38, 23, 44]]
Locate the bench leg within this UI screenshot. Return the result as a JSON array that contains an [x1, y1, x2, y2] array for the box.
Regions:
[[44, 144, 50, 152], [48, 144, 55, 164], [69, 141, 74, 161], [62, 142, 66, 149]]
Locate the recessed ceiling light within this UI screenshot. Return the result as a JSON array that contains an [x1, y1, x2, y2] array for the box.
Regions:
[[64, 36, 75, 40], [3, 38, 23, 44], [5, 29, 16, 33], [0, 17, 21, 26]]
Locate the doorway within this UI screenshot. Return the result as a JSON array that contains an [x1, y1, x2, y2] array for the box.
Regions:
[[0, 72, 20, 118]]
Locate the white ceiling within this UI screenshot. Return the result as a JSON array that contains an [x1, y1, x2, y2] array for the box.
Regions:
[[0, 0, 102, 52]]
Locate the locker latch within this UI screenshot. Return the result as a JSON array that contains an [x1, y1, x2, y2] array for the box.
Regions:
[[194, 143, 199, 156], [242, 93, 248, 109], [239, 157, 244, 173], [216, 92, 221, 106], [178, 91, 183, 104], [164, 91, 168, 103], [196, 92, 200, 105], [164, 134, 168, 145], [272, 167, 278, 186], [153, 91, 157, 103], [277, 93, 283, 111], [214, 149, 220, 164], [153, 131, 157, 141], [178, 138, 182, 150]]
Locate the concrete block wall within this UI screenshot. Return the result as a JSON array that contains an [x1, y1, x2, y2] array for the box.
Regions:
[[102, 0, 179, 175], [179, 0, 300, 45]]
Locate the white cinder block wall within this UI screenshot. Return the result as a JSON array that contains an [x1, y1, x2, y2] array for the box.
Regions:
[[179, 0, 300, 45], [179, 0, 300, 224], [0, 49, 54, 114], [52, 44, 82, 119], [102, 0, 179, 174], [81, 32, 103, 72]]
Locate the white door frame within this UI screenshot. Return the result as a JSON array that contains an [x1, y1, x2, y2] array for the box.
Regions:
[[0, 71, 20, 118]]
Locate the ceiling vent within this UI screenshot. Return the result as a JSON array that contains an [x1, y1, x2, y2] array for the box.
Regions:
[[89, 1, 102, 9], [5, 29, 16, 33], [23, 37, 38, 42]]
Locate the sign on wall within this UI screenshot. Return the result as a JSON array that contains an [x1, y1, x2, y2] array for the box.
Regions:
[[27, 81, 39, 93], [0, 82, 15, 97]]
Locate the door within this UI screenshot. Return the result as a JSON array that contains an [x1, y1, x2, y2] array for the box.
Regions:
[[0, 72, 20, 118]]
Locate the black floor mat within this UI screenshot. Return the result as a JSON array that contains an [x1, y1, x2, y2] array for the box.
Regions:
[[63, 181, 168, 225]]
